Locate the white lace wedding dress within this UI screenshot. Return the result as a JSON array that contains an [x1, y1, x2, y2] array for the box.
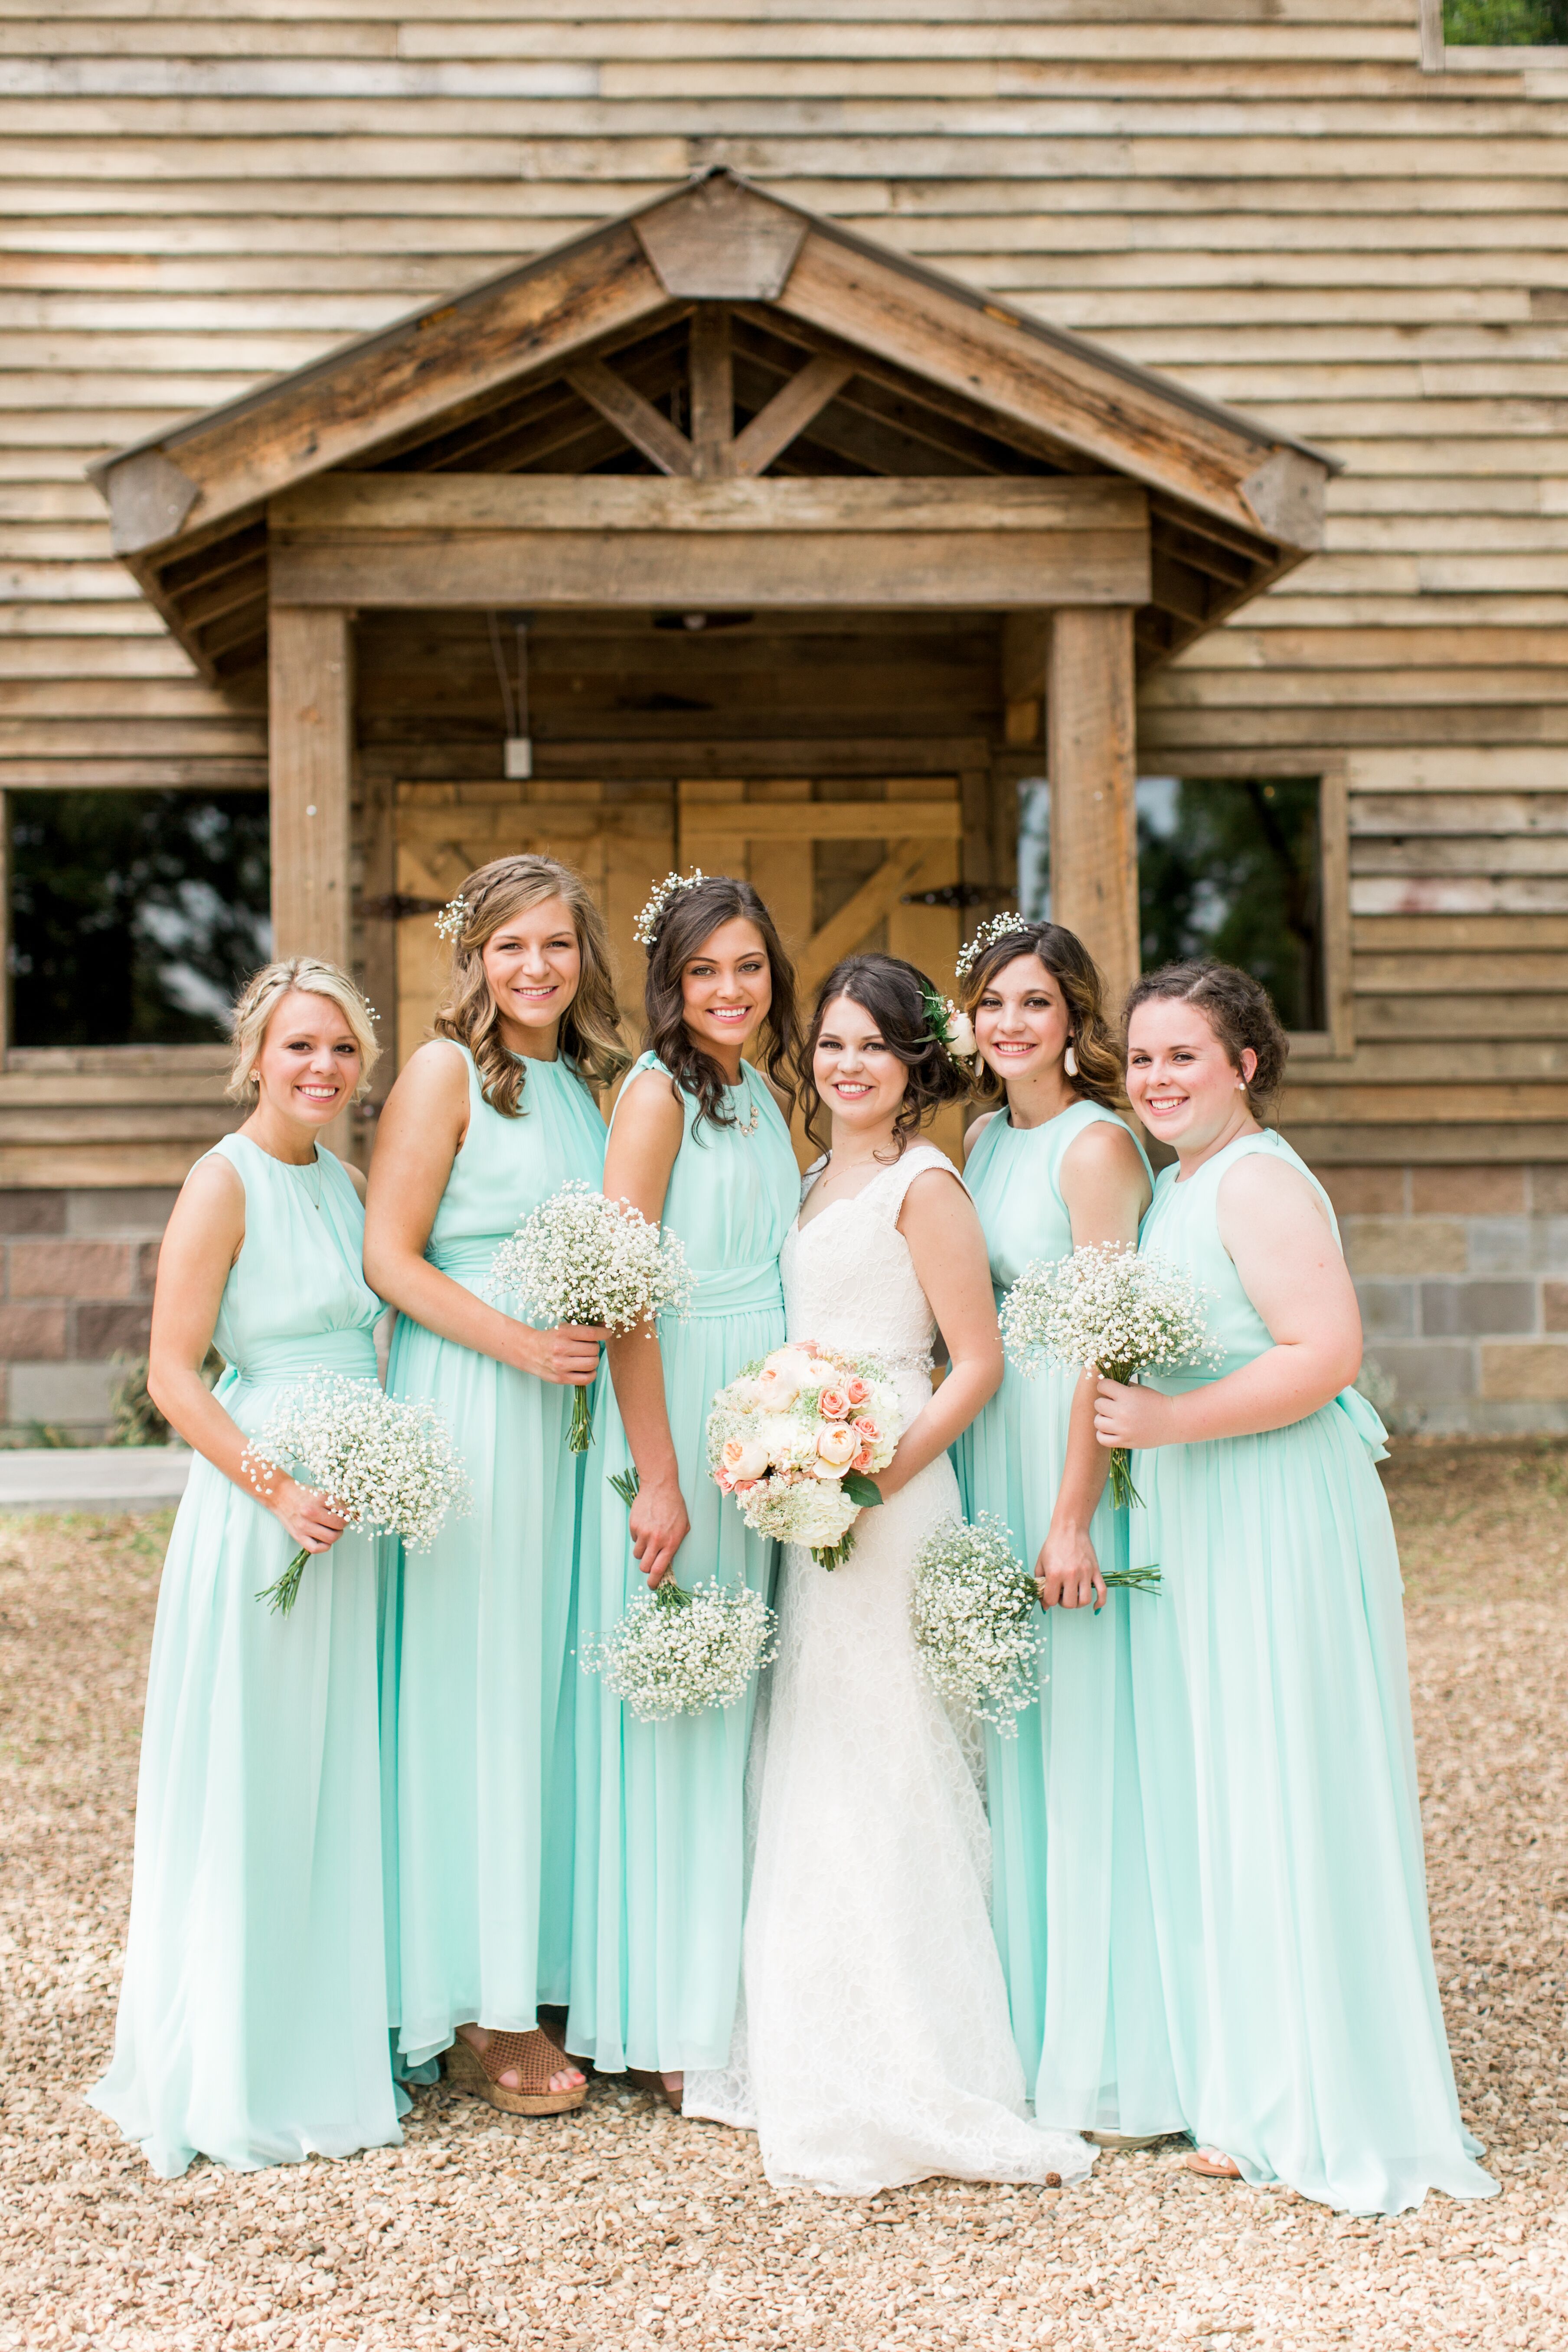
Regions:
[[685, 1147, 1096, 2196]]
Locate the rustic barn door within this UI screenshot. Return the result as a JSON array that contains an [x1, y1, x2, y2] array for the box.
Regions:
[[677, 777, 966, 1163], [391, 780, 675, 1066]]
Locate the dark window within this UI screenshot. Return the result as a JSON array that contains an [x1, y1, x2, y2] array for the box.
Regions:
[[1137, 775, 1323, 1033], [1444, 0, 1566, 37], [9, 789, 271, 1049]]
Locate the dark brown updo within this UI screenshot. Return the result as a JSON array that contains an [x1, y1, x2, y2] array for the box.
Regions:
[[643, 873, 798, 1136], [1123, 960, 1289, 1115], [958, 919, 1124, 1112], [797, 953, 973, 1154]]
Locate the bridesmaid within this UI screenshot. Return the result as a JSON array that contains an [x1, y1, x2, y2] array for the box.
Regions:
[[90, 959, 400, 2176], [567, 872, 799, 2109], [1095, 960, 1496, 2212], [952, 920, 1178, 2144], [363, 855, 625, 2116]]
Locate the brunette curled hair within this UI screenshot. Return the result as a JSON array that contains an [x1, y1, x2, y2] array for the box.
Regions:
[[797, 953, 973, 1155], [957, 920, 1124, 1112], [434, 853, 627, 1115], [643, 874, 798, 1135], [1123, 959, 1290, 1115]]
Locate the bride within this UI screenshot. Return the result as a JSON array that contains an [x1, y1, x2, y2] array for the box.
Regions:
[[686, 954, 1095, 2197]]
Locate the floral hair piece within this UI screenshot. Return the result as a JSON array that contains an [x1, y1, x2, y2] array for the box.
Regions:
[[634, 868, 709, 950], [954, 911, 1027, 985], [921, 981, 978, 1070], [434, 894, 469, 944]]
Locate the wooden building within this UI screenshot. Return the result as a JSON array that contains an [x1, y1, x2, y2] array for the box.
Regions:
[[2, 0, 1565, 1435]]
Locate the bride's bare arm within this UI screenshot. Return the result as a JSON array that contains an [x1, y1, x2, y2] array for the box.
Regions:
[[602, 1067, 689, 1588], [875, 1168, 1003, 1503]]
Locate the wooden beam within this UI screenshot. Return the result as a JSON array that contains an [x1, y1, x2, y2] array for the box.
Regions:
[[1048, 608, 1139, 1013], [689, 308, 735, 480], [90, 225, 671, 557], [270, 474, 1150, 612], [732, 354, 854, 479], [776, 225, 1327, 555], [681, 799, 961, 846], [269, 605, 354, 973], [564, 357, 695, 478]]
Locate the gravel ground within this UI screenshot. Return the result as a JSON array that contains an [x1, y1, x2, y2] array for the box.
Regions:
[[2, 1440, 1566, 2352]]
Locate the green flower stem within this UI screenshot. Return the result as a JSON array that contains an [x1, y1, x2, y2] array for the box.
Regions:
[[1103, 1562, 1163, 1594], [568, 1385, 595, 1454], [1106, 1445, 1143, 1512], [257, 1545, 310, 1614]]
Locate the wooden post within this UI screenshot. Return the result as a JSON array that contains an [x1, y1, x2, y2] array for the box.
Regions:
[[269, 605, 354, 968], [1047, 607, 1139, 1013], [689, 307, 734, 479]]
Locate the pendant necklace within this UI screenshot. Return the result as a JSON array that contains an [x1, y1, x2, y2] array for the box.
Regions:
[[298, 1151, 324, 1211]]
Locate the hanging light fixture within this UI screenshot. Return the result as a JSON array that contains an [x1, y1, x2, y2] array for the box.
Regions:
[[489, 609, 532, 779]]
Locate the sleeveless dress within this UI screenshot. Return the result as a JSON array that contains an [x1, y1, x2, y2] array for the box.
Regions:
[[955, 1102, 1181, 2137], [89, 1133, 401, 2177], [565, 1052, 799, 2076], [379, 1042, 607, 2073], [1128, 1129, 1497, 2214], [686, 1147, 1095, 2196]]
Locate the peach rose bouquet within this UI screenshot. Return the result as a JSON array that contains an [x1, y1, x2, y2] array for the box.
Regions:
[[706, 1342, 903, 1570]]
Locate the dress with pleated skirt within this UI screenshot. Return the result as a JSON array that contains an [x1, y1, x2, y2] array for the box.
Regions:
[[954, 1100, 1181, 2137], [89, 1131, 401, 2178], [379, 1041, 607, 2073], [566, 1051, 797, 2077], [1127, 1127, 1497, 2213]]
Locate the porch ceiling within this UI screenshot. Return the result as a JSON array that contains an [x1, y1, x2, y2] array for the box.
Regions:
[[87, 169, 1337, 689]]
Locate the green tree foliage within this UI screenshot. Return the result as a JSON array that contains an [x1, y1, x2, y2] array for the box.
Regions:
[[1136, 777, 1323, 1032], [10, 789, 270, 1048], [1444, 0, 1568, 42]]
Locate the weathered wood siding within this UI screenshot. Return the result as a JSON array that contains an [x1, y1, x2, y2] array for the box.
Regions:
[[1, 0, 1566, 1425]]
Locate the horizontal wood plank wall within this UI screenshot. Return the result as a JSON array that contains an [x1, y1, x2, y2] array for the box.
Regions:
[[1, 0, 1566, 1182]]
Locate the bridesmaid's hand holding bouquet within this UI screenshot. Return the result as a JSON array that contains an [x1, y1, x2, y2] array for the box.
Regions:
[[1002, 1242, 1217, 1511], [242, 1372, 471, 1614], [490, 1180, 694, 1454]]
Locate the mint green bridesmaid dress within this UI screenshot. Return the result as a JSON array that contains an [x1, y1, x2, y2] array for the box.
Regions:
[[90, 1133, 401, 2177], [954, 1101, 1181, 2137], [1128, 1128, 1496, 2212], [380, 1042, 607, 2073], [567, 1052, 798, 2076]]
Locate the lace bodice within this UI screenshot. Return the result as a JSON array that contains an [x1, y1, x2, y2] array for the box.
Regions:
[[781, 1144, 954, 1389]]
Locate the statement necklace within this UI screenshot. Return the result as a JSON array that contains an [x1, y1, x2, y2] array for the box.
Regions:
[[732, 1074, 761, 1138]]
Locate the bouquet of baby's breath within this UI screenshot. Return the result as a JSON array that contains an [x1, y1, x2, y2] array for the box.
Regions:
[[1001, 1243, 1217, 1510], [241, 1373, 470, 1614], [584, 1574, 778, 1722], [911, 1514, 1042, 1734], [490, 1180, 694, 1453]]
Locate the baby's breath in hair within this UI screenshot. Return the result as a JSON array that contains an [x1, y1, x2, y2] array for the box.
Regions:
[[434, 894, 469, 943], [634, 869, 708, 950], [955, 912, 1026, 985]]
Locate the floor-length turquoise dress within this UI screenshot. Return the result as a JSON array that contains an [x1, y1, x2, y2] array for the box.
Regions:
[[954, 1101, 1181, 2137], [567, 1051, 798, 2076], [380, 1042, 607, 2073], [1128, 1128, 1496, 2213], [90, 1132, 401, 2178]]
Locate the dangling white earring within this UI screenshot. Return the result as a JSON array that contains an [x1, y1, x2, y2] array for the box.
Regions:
[[1063, 1040, 1079, 1078]]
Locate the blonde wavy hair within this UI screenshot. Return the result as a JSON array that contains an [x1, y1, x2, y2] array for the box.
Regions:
[[958, 920, 1126, 1113], [433, 853, 627, 1115], [226, 957, 381, 1104]]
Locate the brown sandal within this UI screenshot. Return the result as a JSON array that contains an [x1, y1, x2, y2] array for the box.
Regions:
[[1186, 2146, 1242, 2179], [444, 2028, 587, 2117], [627, 2067, 683, 2114]]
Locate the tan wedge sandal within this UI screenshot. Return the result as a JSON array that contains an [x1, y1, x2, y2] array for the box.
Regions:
[[627, 2068, 683, 2114], [444, 2028, 587, 2117]]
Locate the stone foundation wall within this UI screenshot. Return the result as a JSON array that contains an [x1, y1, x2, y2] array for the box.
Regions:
[[0, 1189, 174, 1440], [2, 1167, 1566, 1441], [1331, 1166, 1568, 1436]]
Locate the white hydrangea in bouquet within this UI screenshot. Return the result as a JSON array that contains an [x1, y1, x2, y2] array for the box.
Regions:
[[1001, 1241, 1218, 1511], [910, 1513, 1043, 1735], [706, 1342, 903, 1571], [489, 1179, 694, 1454], [242, 1373, 471, 1615], [583, 1571, 778, 1723]]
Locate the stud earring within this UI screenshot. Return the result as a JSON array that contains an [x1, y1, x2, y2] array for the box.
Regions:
[[1063, 1040, 1079, 1078]]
